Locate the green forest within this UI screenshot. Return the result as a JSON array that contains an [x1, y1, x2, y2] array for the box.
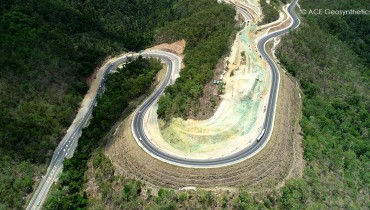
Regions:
[[273, 0, 369, 208], [1, 0, 369, 209]]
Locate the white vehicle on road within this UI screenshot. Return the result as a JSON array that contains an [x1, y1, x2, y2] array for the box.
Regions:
[[257, 129, 266, 142]]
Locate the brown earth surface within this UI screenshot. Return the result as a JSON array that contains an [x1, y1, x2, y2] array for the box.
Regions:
[[267, 17, 292, 34], [148, 39, 186, 69], [86, 55, 120, 86], [148, 39, 185, 56]]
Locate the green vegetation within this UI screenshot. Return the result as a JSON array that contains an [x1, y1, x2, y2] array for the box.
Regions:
[[260, 0, 280, 24], [83, 150, 223, 209], [44, 57, 162, 209], [156, 1, 236, 120], [303, 0, 370, 66], [0, 156, 44, 209], [274, 0, 369, 207]]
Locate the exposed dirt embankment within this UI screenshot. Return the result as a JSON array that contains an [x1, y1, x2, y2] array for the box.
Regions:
[[267, 6, 292, 34], [104, 59, 303, 190], [148, 39, 186, 69]]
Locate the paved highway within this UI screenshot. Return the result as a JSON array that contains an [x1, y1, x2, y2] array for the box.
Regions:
[[132, 0, 300, 168], [26, 59, 117, 209]]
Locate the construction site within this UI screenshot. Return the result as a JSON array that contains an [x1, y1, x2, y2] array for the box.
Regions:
[[105, 0, 304, 190]]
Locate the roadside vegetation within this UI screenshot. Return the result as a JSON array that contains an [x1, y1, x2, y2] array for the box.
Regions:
[[89, 150, 220, 209], [86, 149, 260, 209], [43, 57, 162, 209], [156, 2, 236, 121]]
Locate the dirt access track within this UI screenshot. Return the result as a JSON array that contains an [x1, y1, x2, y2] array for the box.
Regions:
[[105, 0, 304, 190]]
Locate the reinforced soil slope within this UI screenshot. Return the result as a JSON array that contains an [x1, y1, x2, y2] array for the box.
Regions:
[[105, 59, 303, 190]]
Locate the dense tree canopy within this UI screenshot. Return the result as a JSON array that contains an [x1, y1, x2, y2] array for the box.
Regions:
[[275, 0, 369, 208]]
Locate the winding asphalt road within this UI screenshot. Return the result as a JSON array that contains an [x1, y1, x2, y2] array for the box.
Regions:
[[132, 0, 300, 168]]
